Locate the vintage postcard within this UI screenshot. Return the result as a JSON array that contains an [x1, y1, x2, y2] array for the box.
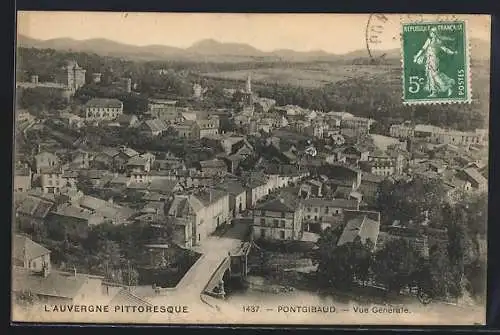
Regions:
[[12, 12, 490, 325]]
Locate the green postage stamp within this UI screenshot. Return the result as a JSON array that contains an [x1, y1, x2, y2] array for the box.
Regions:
[[401, 21, 471, 104]]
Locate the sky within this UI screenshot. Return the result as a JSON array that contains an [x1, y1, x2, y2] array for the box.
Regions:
[[17, 12, 491, 54]]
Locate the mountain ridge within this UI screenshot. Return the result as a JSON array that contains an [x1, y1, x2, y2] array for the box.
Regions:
[[16, 34, 490, 63]]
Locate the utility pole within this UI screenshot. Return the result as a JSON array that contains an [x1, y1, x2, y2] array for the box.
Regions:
[[128, 260, 131, 287]]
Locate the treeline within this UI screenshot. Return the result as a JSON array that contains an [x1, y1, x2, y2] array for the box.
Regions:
[[15, 221, 158, 285], [316, 175, 489, 302], [314, 206, 486, 303], [17, 47, 489, 132], [255, 71, 488, 132]]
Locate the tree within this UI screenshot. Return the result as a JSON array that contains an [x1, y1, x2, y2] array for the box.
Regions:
[[121, 93, 149, 115], [15, 290, 40, 308], [76, 174, 94, 194], [372, 239, 422, 293], [426, 244, 457, 298], [18, 87, 69, 112], [444, 204, 478, 298], [314, 226, 372, 290], [376, 176, 446, 226], [464, 258, 486, 302]]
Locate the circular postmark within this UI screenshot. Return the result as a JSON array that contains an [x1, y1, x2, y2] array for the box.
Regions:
[[365, 14, 461, 64]]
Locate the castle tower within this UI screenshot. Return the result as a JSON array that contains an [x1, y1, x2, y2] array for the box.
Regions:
[[65, 60, 86, 91]]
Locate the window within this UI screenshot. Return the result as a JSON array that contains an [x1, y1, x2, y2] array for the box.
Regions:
[[307, 207, 311, 212], [261, 229, 266, 238], [273, 219, 279, 227], [280, 220, 285, 228], [32, 261, 36, 268], [261, 211, 266, 216], [307, 215, 311, 219], [325, 207, 329, 214], [260, 218, 265, 225], [280, 231, 285, 239], [314, 207, 318, 213], [281, 212, 285, 218], [335, 209, 340, 215]]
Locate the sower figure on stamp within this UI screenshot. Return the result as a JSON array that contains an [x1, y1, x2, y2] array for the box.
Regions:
[[413, 27, 458, 97]]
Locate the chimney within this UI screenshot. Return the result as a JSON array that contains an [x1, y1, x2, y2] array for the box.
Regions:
[[73, 266, 77, 277]]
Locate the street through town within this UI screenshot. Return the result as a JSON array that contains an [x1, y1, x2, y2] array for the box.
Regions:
[[144, 222, 249, 323]]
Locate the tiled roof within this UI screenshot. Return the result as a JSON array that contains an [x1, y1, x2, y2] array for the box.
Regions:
[[216, 180, 246, 195], [167, 195, 205, 216], [109, 288, 152, 306], [302, 198, 358, 209], [255, 197, 297, 212], [143, 119, 167, 133], [35, 151, 59, 161], [39, 166, 63, 174], [463, 167, 487, 185], [200, 159, 227, 169], [116, 114, 138, 124], [53, 204, 94, 221], [12, 266, 98, 299], [86, 98, 123, 109], [13, 235, 50, 263], [79, 195, 109, 211], [15, 165, 31, 176], [99, 148, 120, 158], [362, 173, 385, 183], [16, 196, 54, 219], [195, 188, 228, 206], [81, 170, 111, 180], [62, 170, 79, 178], [126, 156, 148, 166], [149, 179, 179, 193], [337, 214, 380, 248], [120, 147, 139, 158]]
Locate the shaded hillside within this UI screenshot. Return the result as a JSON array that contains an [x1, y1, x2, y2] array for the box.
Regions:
[[256, 60, 490, 132], [19, 34, 489, 63]]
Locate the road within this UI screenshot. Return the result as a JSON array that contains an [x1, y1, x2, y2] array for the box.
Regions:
[[139, 222, 250, 323]]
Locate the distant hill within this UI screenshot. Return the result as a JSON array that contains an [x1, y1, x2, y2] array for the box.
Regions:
[[16, 34, 490, 63]]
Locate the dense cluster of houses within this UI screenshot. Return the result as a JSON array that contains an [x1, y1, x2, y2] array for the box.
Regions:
[[13, 62, 488, 304]]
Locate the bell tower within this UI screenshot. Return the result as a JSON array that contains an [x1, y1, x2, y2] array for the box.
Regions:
[[246, 73, 252, 94]]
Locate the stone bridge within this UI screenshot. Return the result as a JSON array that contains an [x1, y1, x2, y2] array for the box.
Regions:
[[203, 242, 252, 299]]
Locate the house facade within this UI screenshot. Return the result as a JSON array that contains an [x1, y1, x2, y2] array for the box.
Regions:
[[252, 197, 304, 241], [301, 198, 360, 230], [35, 152, 60, 174], [148, 99, 178, 122], [167, 191, 230, 247], [13, 234, 51, 272], [216, 180, 247, 216], [363, 152, 405, 176], [14, 164, 32, 192], [85, 98, 124, 121]]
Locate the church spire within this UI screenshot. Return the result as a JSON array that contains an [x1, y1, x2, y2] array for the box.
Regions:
[[246, 73, 252, 94]]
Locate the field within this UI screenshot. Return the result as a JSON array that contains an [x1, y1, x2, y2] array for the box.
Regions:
[[201, 63, 398, 88]]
